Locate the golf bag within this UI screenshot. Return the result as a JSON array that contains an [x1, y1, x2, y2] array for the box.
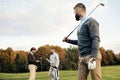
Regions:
[[52, 67, 60, 80]]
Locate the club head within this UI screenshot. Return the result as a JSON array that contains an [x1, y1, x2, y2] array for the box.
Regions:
[[100, 3, 105, 6]]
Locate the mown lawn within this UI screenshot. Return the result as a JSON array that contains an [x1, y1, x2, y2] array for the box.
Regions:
[[0, 65, 120, 80]]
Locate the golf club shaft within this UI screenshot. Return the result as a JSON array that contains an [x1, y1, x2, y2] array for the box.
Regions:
[[66, 25, 79, 38], [66, 3, 104, 38], [88, 4, 101, 16]]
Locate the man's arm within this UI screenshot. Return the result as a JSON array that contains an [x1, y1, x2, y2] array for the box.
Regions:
[[89, 19, 100, 58], [46, 58, 51, 63], [63, 37, 78, 45], [68, 40, 78, 45]]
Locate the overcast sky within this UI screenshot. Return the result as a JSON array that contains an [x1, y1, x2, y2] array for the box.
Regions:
[[0, 0, 120, 53]]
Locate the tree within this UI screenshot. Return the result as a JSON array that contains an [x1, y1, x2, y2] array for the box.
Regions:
[[0, 46, 120, 73], [14, 51, 28, 73], [65, 46, 79, 70], [100, 47, 108, 65], [116, 53, 120, 64], [0, 47, 14, 73], [35, 45, 51, 71], [106, 50, 119, 65]]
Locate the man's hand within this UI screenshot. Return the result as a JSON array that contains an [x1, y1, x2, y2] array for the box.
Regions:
[[46, 58, 49, 61], [63, 37, 69, 42], [88, 57, 96, 70], [35, 66, 38, 70]]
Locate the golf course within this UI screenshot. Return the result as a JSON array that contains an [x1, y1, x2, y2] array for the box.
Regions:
[[0, 65, 120, 80]]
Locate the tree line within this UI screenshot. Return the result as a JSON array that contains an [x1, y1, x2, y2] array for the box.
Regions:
[[0, 45, 120, 73]]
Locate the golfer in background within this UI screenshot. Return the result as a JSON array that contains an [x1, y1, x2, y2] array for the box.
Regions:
[[46, 49, 60, 80], [63, 3, 102, 80], [28, 47, 37, 80]]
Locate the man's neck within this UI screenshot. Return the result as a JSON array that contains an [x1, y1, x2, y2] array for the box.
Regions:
[[50, 52, 54, 55], [80, 14, 86, 19]]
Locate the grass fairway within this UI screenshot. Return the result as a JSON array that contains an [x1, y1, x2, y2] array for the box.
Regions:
[[0, 65, 120, 80]]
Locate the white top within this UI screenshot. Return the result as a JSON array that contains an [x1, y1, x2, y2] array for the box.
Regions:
[[48, 52, 60, 67]]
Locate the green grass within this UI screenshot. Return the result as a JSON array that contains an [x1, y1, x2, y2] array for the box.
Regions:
[[0, 65, 120, 80]]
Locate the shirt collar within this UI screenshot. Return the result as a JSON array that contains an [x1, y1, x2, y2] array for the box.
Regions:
[[30, 52, 34, 55], [80, 15, 88, 22]]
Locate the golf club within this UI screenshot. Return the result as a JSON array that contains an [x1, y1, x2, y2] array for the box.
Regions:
[[66, 3, 105, 38]]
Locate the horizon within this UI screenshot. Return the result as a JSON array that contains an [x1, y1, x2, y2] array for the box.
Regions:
[[0, 44, 120, 54]]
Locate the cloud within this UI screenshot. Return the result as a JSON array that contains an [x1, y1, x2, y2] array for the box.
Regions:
[[0, 0, 78, 50], [0, 0, 77, 36], [1, 0, 106, 36]]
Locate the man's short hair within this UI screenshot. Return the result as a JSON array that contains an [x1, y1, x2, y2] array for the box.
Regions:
[[74, 3, 86, 11], [30, 47, 36, 51]]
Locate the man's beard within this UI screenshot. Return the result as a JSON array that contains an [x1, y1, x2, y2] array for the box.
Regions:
[[75, 14, 80, 21]]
